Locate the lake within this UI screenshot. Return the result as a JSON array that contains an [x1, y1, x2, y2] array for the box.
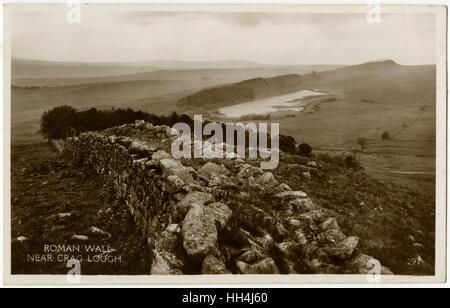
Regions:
[[218, 89, 326, 118]]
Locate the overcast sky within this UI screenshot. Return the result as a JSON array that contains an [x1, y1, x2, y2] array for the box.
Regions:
[[9, 6, 436, 65]]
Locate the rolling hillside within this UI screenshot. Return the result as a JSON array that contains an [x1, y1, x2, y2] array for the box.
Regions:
[[174, 60, 436, 191], [177, 74, 307, 110], [10, 59, 342, 144], [11, 59, 437, 193], [12, 58, 343, 87], [176, 60, 435, 113]]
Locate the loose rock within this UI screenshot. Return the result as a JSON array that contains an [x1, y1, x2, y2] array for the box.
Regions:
[[276, 190, 308, 199], [160, 158, 194, 184], [238, 164, 263, 178], [198, 162, 229, 180], [165, 175, 185, 194], [71, 235, 89, 241], [204, 202, 233, 231], [274, 183, 292, 194], [152, 150, 172, 162], [16, 236, 29, 242], [317, 229, 346, 246], [151, 250, 183, 275], [236, 258, 279, 274], [320, 218, 339, 231], [89, 226, 111, 238], [129, 140, 157, 154], [255, 172, 279, 188], [182, 204, 218, 263], [326, 236, 359, 260], [346, 253, 394, 275], [237, 250, 263, 264], [289, 198, 315, 213], [202, 255, 231, 274]]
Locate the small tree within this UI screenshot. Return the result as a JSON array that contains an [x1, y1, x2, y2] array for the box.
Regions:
[[344, 155, 362, 170], [356, 137, 367, 152], [279, 135, 297, 154], [298, 143, 312, 157], [40, 105, 77, 139], [381, 131, 391, 140]]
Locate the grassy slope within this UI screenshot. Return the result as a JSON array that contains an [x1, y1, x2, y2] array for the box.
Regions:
[[11, 143, 151, 274], [177, 60, 435, 192], [281, 62, 435, 149], [278, 62, 436, 191]]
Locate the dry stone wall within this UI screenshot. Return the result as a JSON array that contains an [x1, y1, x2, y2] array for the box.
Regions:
[[61, 120, 393, 275]]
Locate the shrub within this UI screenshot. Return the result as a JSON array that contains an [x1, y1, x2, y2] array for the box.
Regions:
[[40, 105, 77, 139], [316, 152, 363, 171], [298, 143, 312, 157], [40, 106, 173, 140], [344, 155, 362, 170], [279, 135, 297, 154], [238, 114, 271, 121], [356, 137, 367, 152], [382, 131, 391, 140]]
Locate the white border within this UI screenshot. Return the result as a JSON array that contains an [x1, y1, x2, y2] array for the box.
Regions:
[[1, 1, 448, 287]]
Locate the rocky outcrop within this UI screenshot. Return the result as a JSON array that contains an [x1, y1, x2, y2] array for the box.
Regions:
[[61, 120, 392, 275]]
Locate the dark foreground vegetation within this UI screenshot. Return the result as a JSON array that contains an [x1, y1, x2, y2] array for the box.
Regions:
[[11, 143, 151, 274]]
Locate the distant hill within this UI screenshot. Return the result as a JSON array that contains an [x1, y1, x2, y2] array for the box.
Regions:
[[12, 58, 271, 79], [12, 67, 340, 88], [177, 60, 436, 111], [12, 58, 160, 79], [177, 74, 305, 110], [12, 58, 344, 86], [134, 59, 344, 71], [135, 59, 268, 69]]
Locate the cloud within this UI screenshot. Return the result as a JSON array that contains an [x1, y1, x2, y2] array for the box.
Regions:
[[9, 5, 436, 65]]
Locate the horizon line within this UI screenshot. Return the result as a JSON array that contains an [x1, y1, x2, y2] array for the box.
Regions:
[[11, 57, 437, 67]]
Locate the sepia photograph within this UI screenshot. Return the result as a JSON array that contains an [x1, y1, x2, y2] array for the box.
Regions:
[[2, 3, 447, 285]]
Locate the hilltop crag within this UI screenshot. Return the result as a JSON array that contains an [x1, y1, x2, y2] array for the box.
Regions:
[[177, 74, 305, 111]]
